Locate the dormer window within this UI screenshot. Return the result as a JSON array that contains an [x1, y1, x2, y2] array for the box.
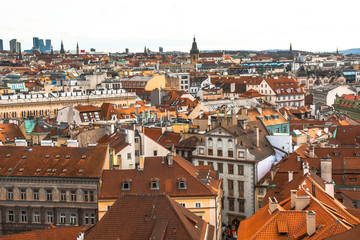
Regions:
[[334, 152, 340, 156], [178, 180, 187, 190], [150, 179, 159, 190], [122, 181, 130, 190]]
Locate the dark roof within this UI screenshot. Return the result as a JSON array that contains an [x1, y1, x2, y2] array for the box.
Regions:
[[85, 194, 213, 240]]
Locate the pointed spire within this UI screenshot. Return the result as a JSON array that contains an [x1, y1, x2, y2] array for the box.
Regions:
[[51, 45, 53, 55], [290, 43, 293, 55], [336, 47, 339, 55], [60, 41, 65, 54], [76, 42, 79, 55]]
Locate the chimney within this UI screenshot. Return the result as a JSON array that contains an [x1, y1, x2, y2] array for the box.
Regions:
[[255, 126, 260, 148], [309, 146, 315, 158], [67, 140, 79, 147], [325, 182, 334, 198], [303, 161, 310, 175], [139, 156, 145, 170], [241, 108, 248, 116], [167, 145, 176, 166], [320, 157, 332, 183], [290, 190, 297, 208], [288, 171, 293, 182], [295, 194, 310, 210], [268, 197, 278, 214], [297, 154, 301, 164], [306, 211, 316, 236], [230, 82, 235, 93]]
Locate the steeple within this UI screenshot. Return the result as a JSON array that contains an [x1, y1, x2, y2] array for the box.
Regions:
[[60, 41, 65, 54], [336, 47, 339, 55], [190, 35, 199, 54], [144, 46, 147, 56], [290, 43, 292, 54], [50, 45, 53, 55], [190, 35, 199, 64], [76, 42, 79, 55]]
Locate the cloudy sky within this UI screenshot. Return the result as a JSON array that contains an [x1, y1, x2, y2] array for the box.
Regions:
[[1, 0, 358, 53]]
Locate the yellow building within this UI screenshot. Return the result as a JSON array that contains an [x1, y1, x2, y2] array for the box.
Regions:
[[98, 152, 223, 240]]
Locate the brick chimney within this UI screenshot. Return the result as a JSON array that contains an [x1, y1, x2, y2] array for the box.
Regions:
[[309, 146, 315, 158], [306, 211, 316, 236], [268, 197, 278, 214], [288, 171, 293, 182]]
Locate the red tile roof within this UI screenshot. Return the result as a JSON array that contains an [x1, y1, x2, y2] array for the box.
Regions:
[[0, 226, 84, 240], [74, 105, 101, 113], [0, 123, 26, 143], [85, 194, 214, 240]]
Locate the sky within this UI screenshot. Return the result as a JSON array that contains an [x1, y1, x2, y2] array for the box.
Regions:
[[1, 0, 359, 53]]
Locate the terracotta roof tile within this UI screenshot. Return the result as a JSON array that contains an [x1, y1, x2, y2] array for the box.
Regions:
[[0, 226, 84, 240]]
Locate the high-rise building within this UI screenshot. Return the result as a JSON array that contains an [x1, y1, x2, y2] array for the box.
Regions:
[[60, 41, 65, 54], [45, 39, 51, 51], [159, 47, 163, 53], [0, 39, 3, 51], [33, 37, 40, 50], [9, 39, 19, 53], [125, 48, 129, 54], [39, 39, 45, 52]]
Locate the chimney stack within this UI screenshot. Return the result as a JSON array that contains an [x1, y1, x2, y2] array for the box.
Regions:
[[295, 194, 310, 210], [309, 146, 315, 158], [325, 182, 334, 198], [320, 157, 332, 183], [306, 211, 316, 236], [255, 127, 260, 148], [288, 171, 293, 182], [139, 156, 145, 170], [290, 190, 297, 208], [268, 197, 278, 214], [297, 154, 301, 164]]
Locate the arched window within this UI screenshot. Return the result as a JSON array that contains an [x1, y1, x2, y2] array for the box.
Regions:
[[208, 138, 213, 147], [60, 213, 66, 224], [70, 213, 76, 224], [178, 178, 187, 190], [150, 179, 159, 190], [217, 139, 223, 148]]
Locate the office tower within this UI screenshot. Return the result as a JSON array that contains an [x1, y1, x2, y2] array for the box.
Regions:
[[39, 39, 45, 52], [159, 47, 163, 53], [33, 37, 40, 50], [10, 39, 17, 53], [16, 42, 21, 54], [0, 39, 3, 51], [125, 48, 129, 54], [45, 39, 51, 51]]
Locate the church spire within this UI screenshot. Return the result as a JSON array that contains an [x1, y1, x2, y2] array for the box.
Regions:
[[290, 43, 293, 55], [190, 35, 199, 64], [60, 41, 65, 54], [76, 42, 79, 55]]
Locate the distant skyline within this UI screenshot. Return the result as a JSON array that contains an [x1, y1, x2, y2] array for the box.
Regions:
[[1, 0, 359, 53]]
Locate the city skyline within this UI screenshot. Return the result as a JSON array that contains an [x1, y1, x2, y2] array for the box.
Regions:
[[1, 0, 359, 52]]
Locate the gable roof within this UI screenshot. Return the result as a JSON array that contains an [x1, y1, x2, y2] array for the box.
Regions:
[[84, 194, 213, 240], [0, 123, 26, 143], [99, 154, 220, 200], [0, 226, 84, 240]]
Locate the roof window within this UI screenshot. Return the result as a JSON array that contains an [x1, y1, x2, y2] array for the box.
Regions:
[[6, 154, 12, 158], [18, 168, 24, 172], [81, 155, 87, 159], [55, 155, 60, 159], [45, 154, 50, 158], [122, 181, 131, 190], [36, 168, 42, 172], [78, 169, 84, 173], [66, 155, 71, 159], [62, 169, 68, 173]]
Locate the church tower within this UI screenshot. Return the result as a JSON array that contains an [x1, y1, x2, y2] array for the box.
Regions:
[[190, 36, 199, 64], [60, 41, 65, 54], [76, 42, 79, 55], [289, 43, 293, 56]]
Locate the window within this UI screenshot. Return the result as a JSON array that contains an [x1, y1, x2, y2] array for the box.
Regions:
[[90, 213, 95, 224], [33, 189, 39, 200], [199, 148, 204, 155], [153, 150, 158, 156], [238, 165, 244, 176], [217, 139, 223, 148], [198, 161, 204, 166], [20, 210, 27, 222], [238, 151, 244, 158], [7, 210, 14, 222], [208, 138, 213, 147], [127, 153, 131, 159], [179, 202, 186, 207], [258, 200, 263, 209], [122, 181, 130, 190], [228, 150, 233, 158], [7, 188, 13, 200], [334, 152, 340, 156], [135, 138, 139, 143], [283, 126, 287, 132], [350, 178, 357, 182], [150, 181, 159, 190], [258, 188, 264, 194], [70, 213, 77, 224], [178, 180, 187, 189], [238, 181, 244, 198], [228, 164, 234, 174], [275, 128, 279, 133], [228, 180, 234, 191], [71, 190, 77, 202], [217, 149, 223, 156], [84, 190, 95, 202], [60, 213, 66, 224], [217, 163, 223, 173], [46, 189, 53, 201], [208, 149, 213, 156], [135, 150, 140, 156], [195, 202, 202, 208], [239, 199, 245, 213], [47, 212, 53, 224], [85, 214, 89, 224], [20, 189, 26, 200], [33, 211, 40, 223], [228, 198, 235, 211], [60, 190, 67, 201]]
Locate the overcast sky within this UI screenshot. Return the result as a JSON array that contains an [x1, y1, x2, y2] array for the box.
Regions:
[[1, 0, 358, 53]]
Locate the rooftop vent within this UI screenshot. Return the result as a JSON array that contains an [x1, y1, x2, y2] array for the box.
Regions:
[[22, 155, 27, 159]]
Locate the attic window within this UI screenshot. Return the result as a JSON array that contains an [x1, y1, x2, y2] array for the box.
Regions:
[[6, 154, 12, 158], [18, 168, 24, 172], [122, 181, 130, 190], [178, 180, 187, 190], [52, 169, 57, 173], [55, 155, 60, 159], [81, 155, 87, 159], [22, 155, 27, 159], [62, 169, 68, 173], [78, 169, 84, 173], [8, 168, 13, 172], [150, 180, 159, 190], [36, 168, 42, 172], [66, 155, 71, 159], [45, 154, 50, 158], [334, 152, 340, 156], [46, 169, 52, 173]]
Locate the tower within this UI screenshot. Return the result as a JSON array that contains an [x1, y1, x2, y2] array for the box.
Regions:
[[60, 41, 65, 54], [336, 47, 339, 55], [51, 45, 53, 55], [76, 42, 79, 55], [190, 36, 199, 64], [290, 43, 293, 56]]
